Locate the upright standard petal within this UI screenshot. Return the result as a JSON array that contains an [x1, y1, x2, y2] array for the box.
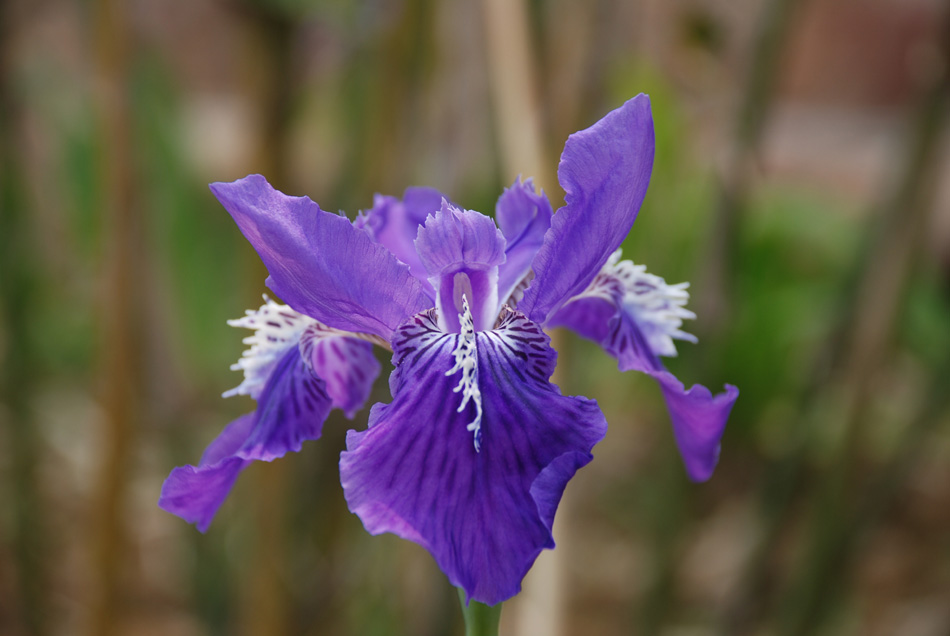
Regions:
[[341, 307, 607, 605], [211, 175, 431, 340], [415, 201, 507, 332], [549, 253, 737, 482], [519, 95, 655, 325], [355, 187, 448, 294], [494, 178, 552, 306]]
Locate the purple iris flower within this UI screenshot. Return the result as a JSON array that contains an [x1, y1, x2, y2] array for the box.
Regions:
[[159, 95, 738, 605]]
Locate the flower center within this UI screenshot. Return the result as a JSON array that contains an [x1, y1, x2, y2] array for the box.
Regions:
[[414, 202, 507, 334], [437, 267, 499, 333]]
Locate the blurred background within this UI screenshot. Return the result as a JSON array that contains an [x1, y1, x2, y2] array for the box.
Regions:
[[1, 0, 949, 634]]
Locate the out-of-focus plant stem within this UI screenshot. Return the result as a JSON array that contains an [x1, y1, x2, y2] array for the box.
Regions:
[[333, 0, 435, 205], [779, 359, 950, 636], [236, 3, 296, 635], [698, 0, 802, 334], [778, 15, 949, 635], [458, 590, 503, 636], [701, 2, 805, 617], [87, 0, 141, 634], [685, 0, 803, 633], [482, 0, 550, 192], [0, 2, 48, 633], [635, 446, 688, 636], [721, 10, 950, 636]]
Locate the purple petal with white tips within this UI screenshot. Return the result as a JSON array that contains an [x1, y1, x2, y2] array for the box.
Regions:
[[356, 187, 448, 295], [415, 201, 507, 332], [211, 175, 431, 340], [341, 308, 606, 605], [495, 178, 553, 305], [299, 323, 381, 419], [159, 347, 333, 531], [550, 295, 659, 375], [520, 95, 655, 324]]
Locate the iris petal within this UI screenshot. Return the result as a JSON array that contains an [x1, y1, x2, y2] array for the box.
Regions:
[[237, 345, 333, 460], [415, 201, 507, 332], [211, 175, 431, 340], [550, 295, 737, 482], [159, 415, 254, 532], [299, 323, 381, 419], [654, 371, 738, 482], [520, 95, 655, 324], [356, 187, 448, 295], [494, 178, 552, 305], [341, 308, 606, 605], [159, 347, 333, 531]]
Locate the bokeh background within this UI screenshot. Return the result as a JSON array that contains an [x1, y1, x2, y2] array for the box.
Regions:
[[1, 0, 949, 634]]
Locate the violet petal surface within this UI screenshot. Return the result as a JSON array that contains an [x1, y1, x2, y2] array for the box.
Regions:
[[300, 324, 381, 419], [357, 186, 448, 296], [159, 346, 332, 531], [340, 308, 606, 605], [211, 175, 431, 340], [520, 95, 655, 324], [549, 295, 737, 482], [494, 178, 553, 305]]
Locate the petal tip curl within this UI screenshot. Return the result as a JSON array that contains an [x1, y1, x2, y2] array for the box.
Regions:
[[654, 372, 738, 482]]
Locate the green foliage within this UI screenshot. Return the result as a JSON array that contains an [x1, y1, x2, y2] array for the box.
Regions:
[[131, 53, 248, 380], [719, 189, 860, 432]]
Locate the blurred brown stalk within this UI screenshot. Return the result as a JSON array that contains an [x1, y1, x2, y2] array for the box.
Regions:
[[85, 0, 143, 634]]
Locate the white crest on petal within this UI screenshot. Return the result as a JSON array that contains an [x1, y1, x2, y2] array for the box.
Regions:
[[582, 249, 698, 358], [445, 295, 483, 451], [223, 296, 315, 400]]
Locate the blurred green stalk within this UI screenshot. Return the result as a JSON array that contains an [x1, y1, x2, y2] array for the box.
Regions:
[[777, 14, 950, 635], [722, 9, 950, 635], [480, 0, 565, 634], [699, 0, 802, 334], [0, 3, 49, 633], [458, 590, 502, 636]]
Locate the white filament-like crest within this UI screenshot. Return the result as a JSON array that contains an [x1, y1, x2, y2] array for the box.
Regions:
[[583, 249, 698, 357], [445, 295, 483, 451], [223, 296, 313, 400]]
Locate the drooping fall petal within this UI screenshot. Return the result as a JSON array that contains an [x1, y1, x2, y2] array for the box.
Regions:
[[341, 308, 606, 605]]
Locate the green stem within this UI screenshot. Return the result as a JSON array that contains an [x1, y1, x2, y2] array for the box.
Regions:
[[458, 589, 502, 636]]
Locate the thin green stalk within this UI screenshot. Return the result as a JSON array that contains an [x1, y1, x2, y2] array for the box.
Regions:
[[720, 9, 949, 636], [1, 4, 49, 632], [698, 0, 803, 334], [480, 1, 562, 631], [777, 15, 950, 635], [458, 589, 502, 636]]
